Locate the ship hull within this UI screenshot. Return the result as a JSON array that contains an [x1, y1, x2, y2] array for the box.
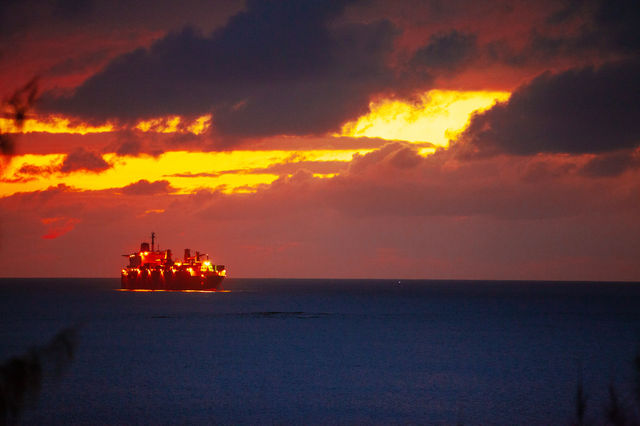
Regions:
[[121, 271, 224, 291]]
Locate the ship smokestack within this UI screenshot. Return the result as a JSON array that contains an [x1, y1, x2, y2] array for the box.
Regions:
[[151, 232, 155, 252], [184, 248, 190, 261]]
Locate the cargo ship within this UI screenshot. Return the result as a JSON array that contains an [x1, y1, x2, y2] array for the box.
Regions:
[[121, 232, 226, 291]]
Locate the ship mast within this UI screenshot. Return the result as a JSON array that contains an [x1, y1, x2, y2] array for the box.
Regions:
[[151, 232, 155, 252]]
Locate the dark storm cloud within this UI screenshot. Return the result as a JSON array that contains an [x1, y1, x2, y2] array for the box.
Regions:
[[410, 30, 477, 72], [46, 48, 112, 77], [491, 0, 640, 66], [550, 0, 640, 53], [59, 147, 110, 172], [0, 0, 93, 37], [45, 0, 398, 141], [456, 59, 640, 157], [0, 0, 241, 38]]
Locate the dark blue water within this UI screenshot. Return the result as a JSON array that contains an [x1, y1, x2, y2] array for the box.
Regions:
[[1, 278, 639, 424]]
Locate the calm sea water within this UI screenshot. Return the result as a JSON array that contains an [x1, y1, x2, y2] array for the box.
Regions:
[[1, 278, 639, 425]]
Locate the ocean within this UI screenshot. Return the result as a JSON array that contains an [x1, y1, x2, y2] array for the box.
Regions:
[[1, 278, 639, 425]]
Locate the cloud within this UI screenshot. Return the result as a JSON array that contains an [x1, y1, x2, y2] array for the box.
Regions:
[[46, 48, 112, 77], [410, 30, 477, 72], [264, 143, 638, 222], [348, 142, 423, 174], [259, 160, 348, 176], [455, 59, 640, 157], [0, 176, 35, 184], [543, 0, 640, 56], [17, 163, 58, 176], [120, 179, 174, 195], [0, 0, 241, 39], [485, 0, 640, 67], [41, 216, 79, 239], [59, 147, 110, 172], [579, 148, 640, 178], [164, 159, 348, 179], [6, 147, 111, 183], [45, 0, 398, 142], [0, 0, 93, 38], [1, 143, 639, 280], [115, 140, 142, 156]]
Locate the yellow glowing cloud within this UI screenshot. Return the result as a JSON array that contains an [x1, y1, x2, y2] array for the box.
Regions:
[[0, 149, 370, 197], [0, 116, 114, 134], [340, 90, 510, 147], [187, 115, 212, 135], [2, 154, 65, 175], [135, 114, 212, 134], [0, 90, 512, 197], [0, 114, 212, 135]]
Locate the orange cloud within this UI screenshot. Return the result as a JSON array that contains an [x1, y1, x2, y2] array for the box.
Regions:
[[1, 143, 638, 280], [1, 92, 513, 198], [138, 209, 165, 217], [0, 115, 114, 134], [41, 216, 80, 239]]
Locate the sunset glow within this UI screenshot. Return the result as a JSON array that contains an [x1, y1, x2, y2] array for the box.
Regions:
[[0, 116, 114, 134], [3, 4, 640, 425], [340, 90, 510, 146], [0, 114, 213, 135], [135, 114, 212, 134], [1, 0, 638, 283], [0, 149, 370, 197]]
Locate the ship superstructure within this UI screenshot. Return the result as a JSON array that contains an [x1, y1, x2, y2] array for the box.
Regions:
[[121, 232, 226, 290]]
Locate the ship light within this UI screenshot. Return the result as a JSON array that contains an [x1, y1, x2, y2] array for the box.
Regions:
[[220, 269, 226, 277], [121, 269, 128, 275]]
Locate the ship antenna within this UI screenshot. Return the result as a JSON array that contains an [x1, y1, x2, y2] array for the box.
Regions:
[[151, 232, 155, 252]]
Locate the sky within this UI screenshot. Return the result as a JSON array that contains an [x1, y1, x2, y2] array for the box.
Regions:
[[0, 0, 638, 280]]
